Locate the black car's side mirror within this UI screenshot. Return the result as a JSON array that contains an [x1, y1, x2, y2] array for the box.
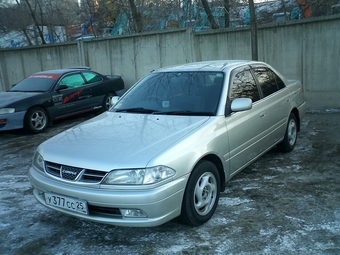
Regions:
[[56, 84, 68, 91]]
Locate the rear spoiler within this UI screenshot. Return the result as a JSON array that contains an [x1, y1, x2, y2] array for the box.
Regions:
[[67, 66, 91, 70]]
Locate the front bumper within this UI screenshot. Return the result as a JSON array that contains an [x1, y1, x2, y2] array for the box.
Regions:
[[29, 167, 188, 227], [0, 111, 26, 131]]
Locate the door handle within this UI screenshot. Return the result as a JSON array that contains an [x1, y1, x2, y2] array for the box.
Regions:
[[260, 112, 266, 118]]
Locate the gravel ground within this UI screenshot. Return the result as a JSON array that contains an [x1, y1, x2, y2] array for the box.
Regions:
[[1, 111, 340, 255]]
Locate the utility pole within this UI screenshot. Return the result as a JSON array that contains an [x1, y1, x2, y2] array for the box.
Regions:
[[249, 0, 258, 60]]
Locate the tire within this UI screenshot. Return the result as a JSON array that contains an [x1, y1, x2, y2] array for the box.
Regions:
[[179, 160, 220, 226], [277, 113, 298, 152], [102, 92, 116, 111], [24, 107, 48, 134]]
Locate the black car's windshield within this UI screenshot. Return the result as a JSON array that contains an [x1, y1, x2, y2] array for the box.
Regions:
[[111, 71, 224, 116], [10, 74, 59, 92]]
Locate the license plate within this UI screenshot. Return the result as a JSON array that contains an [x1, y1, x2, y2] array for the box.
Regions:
[[44, 193, 88, 215]]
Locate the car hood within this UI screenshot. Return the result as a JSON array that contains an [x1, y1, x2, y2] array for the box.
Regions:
[[39, 112, 210, 171], [0, 92, 40, 107]]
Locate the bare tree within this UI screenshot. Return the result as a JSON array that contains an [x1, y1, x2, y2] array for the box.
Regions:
[[128, 0, 143, 33], [201, 0, 219, 29], [249, 0, 257, 60], [313, 0, 338, 16], [23, 0, 46, 44], [281, 0, 287, 21], [224, 0, 230, 27]]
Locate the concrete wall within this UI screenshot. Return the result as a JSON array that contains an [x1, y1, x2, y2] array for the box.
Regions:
[[1, 15, 339, 110]]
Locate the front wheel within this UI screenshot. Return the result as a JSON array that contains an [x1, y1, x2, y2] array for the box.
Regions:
[[179, 160, 220, 226], [24, 107, 48, 133], [277, 113, 298, 152]]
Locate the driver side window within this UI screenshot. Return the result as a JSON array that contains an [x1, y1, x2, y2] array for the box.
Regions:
[[230, 70, 260, 103]]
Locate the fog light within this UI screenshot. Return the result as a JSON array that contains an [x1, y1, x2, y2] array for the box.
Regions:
[[120, 209, 147, 218]]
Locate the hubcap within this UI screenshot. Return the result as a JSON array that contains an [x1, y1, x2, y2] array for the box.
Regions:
[[106, 96, 113, 109], [194, 172, 217, 216], [31, 111, 46, 130]]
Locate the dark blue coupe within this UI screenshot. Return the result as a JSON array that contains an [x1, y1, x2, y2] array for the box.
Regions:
[[0, 67, 124, 133]]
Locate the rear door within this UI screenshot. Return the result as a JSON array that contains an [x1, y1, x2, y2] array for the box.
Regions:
[[225, 67, 270, 176], [81, 71, 106, 108]]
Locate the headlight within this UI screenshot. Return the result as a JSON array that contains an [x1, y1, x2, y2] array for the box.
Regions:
[[103, 166, 176, 185], [33, 151, 44, 172], [0, 108, 15, 114]]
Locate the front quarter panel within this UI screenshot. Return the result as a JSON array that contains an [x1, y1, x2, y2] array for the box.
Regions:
[[147, 117, 230, 181]]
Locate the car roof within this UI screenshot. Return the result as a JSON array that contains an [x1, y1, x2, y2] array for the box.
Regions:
[[33, 67, 92, 75], [152, 60, 265, 73]]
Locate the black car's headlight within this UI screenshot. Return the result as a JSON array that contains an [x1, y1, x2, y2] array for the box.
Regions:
[[103, 166, 176, 185], [0, 108, 15, 114], [32, 151, 44, 172]]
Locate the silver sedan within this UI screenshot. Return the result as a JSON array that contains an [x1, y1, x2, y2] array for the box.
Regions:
[[29, 60, 307, 227]]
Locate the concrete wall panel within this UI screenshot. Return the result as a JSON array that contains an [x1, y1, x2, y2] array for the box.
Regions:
[[194, 28, 252, 62], [2, 51, 26, 85], [1, 15, 339, 110], [259, 24, 303, 82], [303, 20, 340, 92]]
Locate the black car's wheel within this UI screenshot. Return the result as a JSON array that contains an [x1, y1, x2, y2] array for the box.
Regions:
[[102, 92, 116, 111], [24, 107, 48, 133], [277, 113, 298, 152], [179, 160, 220, 226]]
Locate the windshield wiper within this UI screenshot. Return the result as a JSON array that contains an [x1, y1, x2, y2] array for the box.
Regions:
[[155, 111, 214, 116], [115, 107, 157, 113], [9, 90, 45, 93]]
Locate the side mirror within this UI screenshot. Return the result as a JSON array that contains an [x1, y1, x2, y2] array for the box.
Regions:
[[56, 84, 68, 91], [111, 96, 120, 106], [231, 98, 252, 112]]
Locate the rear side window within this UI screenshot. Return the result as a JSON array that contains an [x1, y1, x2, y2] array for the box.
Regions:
[[254, 67, 285, 97], [230, 70, 260, 103], [82, 72, 102, 83], [59, 73, 85, 89]]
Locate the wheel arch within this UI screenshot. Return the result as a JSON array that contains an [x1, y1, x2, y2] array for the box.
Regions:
[[24, 104, 52, 125], [197, 154, 226, 192], [291, 107, 301, 132]]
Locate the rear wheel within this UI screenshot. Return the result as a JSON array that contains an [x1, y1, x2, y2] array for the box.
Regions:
[[102, 92, 116, 111], [24, 107, 48, 133], [277, 113, 298, 152], [179, 160, 220, 226]]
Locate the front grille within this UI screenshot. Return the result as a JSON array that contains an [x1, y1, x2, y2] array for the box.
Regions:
[[44, 161, 107, 183], [61, 165, 83, 180]]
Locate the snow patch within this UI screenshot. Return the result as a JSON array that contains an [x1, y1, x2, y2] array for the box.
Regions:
[[218, 197, 253, 207]]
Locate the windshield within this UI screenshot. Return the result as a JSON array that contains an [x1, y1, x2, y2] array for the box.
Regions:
[[111, 71, 224, 116], [10, 74, 59, 92]]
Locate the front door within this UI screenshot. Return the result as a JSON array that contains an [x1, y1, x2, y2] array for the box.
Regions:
[[52, 73, 93, 118], [225, 68, 270, 177]]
